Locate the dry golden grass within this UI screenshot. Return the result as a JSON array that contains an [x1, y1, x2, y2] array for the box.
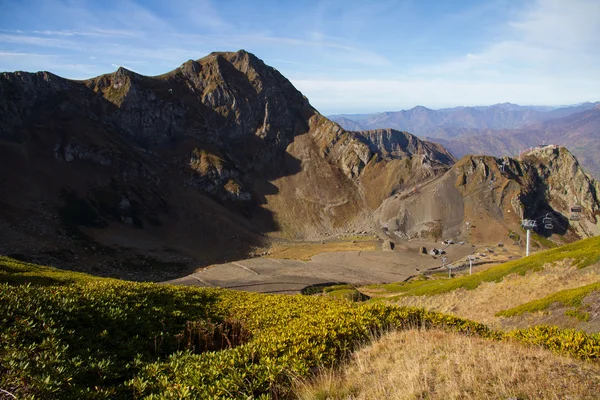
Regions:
[[388, 261, 600, 330], [266, 240, 377, 261], [295, 329, 600, 400]]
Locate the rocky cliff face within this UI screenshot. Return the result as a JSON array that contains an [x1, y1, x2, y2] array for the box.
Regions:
[[0, 50, 455, 278], [516, 146, 600, 237], [355, 128, 455, 164], [375, 145, 600, 242]]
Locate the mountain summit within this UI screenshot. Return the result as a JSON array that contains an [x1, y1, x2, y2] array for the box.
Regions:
[[0, 50, 454, 278]]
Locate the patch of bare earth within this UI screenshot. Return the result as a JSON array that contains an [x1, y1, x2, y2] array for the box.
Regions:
[[295, 329, 600, 400], [266, 240, 378, 261]]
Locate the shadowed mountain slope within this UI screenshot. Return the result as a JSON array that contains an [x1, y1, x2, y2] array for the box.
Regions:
[[0, 50, 453, 279]]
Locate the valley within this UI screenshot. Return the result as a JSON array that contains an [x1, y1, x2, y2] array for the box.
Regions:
[[166, 238, 478, 294], [1, 49, 599, 399]]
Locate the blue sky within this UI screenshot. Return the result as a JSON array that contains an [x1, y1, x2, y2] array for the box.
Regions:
[[1, 0, 599, 114]]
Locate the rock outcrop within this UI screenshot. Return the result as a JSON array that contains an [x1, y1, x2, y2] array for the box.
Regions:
[[375, 145, 600, 242]]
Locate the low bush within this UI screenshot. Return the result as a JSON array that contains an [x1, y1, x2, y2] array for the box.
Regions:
[[1, 255, 598, 399]]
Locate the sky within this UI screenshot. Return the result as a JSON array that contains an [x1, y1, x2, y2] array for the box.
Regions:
[[0, 0, 599, 114]]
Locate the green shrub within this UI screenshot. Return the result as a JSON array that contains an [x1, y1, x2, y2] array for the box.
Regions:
[[1, 256, 598, 399], [565, 309, 591, 322]]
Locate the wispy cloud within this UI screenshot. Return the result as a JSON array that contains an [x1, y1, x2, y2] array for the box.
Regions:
[[168, 0, 232, 31], [31, 29, 140, 38], [0, 51, 56, 59], [0, 33, 78, 49], [411, 0, 600, 80]]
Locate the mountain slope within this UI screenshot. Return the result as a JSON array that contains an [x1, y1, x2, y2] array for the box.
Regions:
[[0, 50, 453, 278], [375, 145, 600, 243]]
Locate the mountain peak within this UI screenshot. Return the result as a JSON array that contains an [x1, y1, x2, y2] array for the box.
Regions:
[[114, 66, 138, 79]]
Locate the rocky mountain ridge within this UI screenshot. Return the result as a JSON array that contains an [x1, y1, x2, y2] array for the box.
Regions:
[[331, 103, 600, 179], [0, 50, 453, 279], [430, 105, 600, 178], [375, 145, 600, 243]]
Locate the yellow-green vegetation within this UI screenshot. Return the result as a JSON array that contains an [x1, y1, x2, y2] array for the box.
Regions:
[[530, 232, 558, 248], [0, 256, 96, 286], [507, 325, 599, 359], [370, 235, 600, 297], [497, 281, 600, 318], [1, 255, 599, 399], [323, 285, 370, 302], [565, 309, 591, 322]]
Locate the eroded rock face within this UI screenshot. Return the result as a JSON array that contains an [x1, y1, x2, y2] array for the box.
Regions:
[[518, 146, 600, 237], [375, 146, 600, 242], [355, 128, 455, 165]]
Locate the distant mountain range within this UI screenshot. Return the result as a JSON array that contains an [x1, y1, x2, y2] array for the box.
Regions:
[[329, 102, 600, 178]]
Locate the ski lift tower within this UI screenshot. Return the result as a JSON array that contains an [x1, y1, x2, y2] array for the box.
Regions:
[[521, 219, 537, 256], [467, 255, 475, 275], [500, 160, 508, 173]]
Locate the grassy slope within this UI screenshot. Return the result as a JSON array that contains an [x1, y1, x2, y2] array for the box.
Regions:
[[297, 329, 600, 400], [385, 260, 600, 332], [497, 281, 600, 317], [266, 240, 376, 261], [1, 255, 599, 399], [370, 235, 600, 297]]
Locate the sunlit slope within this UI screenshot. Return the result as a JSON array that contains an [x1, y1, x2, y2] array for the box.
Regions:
[[369, 235, 600, 297], [372, 236, 600, 332], [1, 256, 599, 399], [297, 329, 600, 400]]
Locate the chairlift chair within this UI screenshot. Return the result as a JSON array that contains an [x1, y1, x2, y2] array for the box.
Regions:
[[570, 204, 583, 221], [543, 214, 553, 229]]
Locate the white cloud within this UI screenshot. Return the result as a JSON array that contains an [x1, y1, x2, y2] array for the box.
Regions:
[[303, 0, 600, 112], [0, 34, 77, 49], [31, 29, 140, 38], [413, 0, 600, 79]]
